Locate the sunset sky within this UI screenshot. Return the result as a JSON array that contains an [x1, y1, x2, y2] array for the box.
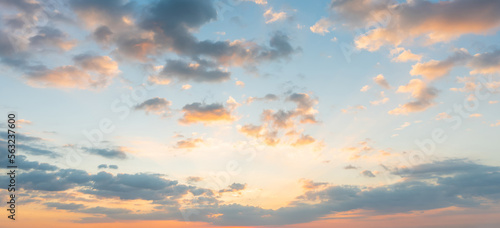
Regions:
[[1, 0, 500, 227]]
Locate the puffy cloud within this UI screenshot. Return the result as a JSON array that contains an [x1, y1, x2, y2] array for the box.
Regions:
[[291, 134, 316, 147], [157, 59, 230, 83], [300, 179, 328, 190], [98, 164, 108, 169], [264, 8, 287, 24], [83, 147, 128, 160], [175, 138, 204, 149], [389, 79, 438, 115], [410, 48, 471, 80], [360, 85, 370, 92], [361, 170, 376, 178], [134, 97, 172, 116], [349, 0, 500, 50], [25, 66, 94, 89], [391, 48, 422, 62], [219, 183, 247, 193], [373, 74, 391, 89], [246, 93, 279, 103], [29, 26, 76, 51], [73, 54, 120, 76], [92, 25, 113, 44], [179, 102, 235, 125], [309, 18, 335, 35], [238, 124, 265, 138], [24, 54, 119, 89], [468, 49, 500, 75]]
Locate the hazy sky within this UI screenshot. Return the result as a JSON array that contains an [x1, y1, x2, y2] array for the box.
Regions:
[[1, 0, 500, 227]]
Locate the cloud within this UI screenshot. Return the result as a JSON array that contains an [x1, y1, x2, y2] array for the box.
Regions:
[[98, 164, 108, 169], [73, 54, 120, 76], [109, 165, 118, 169], [134, 97, 172, 116], [219, 183, 247, 193], [360, 85, 370, 92], [300, 179, 328, 190], [246, 93, 279, 103], [388, 79, 438, 115], [344, 165, 357, 170], [29, 26, 76, 51], [410, 48, 471, 80], [179, 102, 235, 125], [370, 91, 389, 105], [341, 105, 366, 114], [291, 134, 316, 147], [395, 122, 411, 130], [157, 59, 230, 83], [264, 8, 287, 24], [310, 18, 335, 35], [25, 53, 120, 89], [391, 48, 422, 62], [361, 170, 376, 177], [436, 112, 452, 120], [345, 0, 500, 50], [175, 138, 204, 149], [83, 147, 127, 160], [373, 74, 391, 89], [468, 49, 500, 75], [242, 0, 267, 5]]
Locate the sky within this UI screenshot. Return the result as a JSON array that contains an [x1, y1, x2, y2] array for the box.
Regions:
[[0, 0, 500, 227]]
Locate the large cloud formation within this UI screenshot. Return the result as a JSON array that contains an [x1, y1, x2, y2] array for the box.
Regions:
[[312, 0, 500, 51], [4, 156, 499, 226]]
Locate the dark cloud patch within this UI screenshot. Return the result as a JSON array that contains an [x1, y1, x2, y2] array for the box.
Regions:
[[158, 59, 230, 83], [344, 165, 357, 170], [134, 97, 172, 116], [361, 170, 376, 178], [16, 144, 60, 158], [219, 183, 246, 193], [92, 26, 113, 44], [97, 164, 108, 169], [0, 0, 41, 15], [109, 165, 118, 169], [29, 26, 76, 51], [83, 147, 127, 160]]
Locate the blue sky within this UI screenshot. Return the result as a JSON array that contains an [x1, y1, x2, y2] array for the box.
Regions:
[[1, 0, 500, 227]]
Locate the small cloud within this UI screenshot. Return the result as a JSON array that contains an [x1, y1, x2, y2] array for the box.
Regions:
[[235, 80, 245, 87], [344, 165, 357, 170], [182, 84, 192, 90], [361, 170, 376, 178], [469, 113, 482, 118], [360, 85, 370, 92], [264, 8, 287, 24], [373, 74, 391, 89], [395, 122, 411, 130]]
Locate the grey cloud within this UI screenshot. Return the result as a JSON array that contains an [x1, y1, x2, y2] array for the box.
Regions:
[[83, 147, 127, 159], [109, 165, 118, 169], [159, 59, 230, 83], [29, 26, 75, 51], [361, 170, 376, 177], [134, 97, 172, 116], [97, 164, 108, 169]]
